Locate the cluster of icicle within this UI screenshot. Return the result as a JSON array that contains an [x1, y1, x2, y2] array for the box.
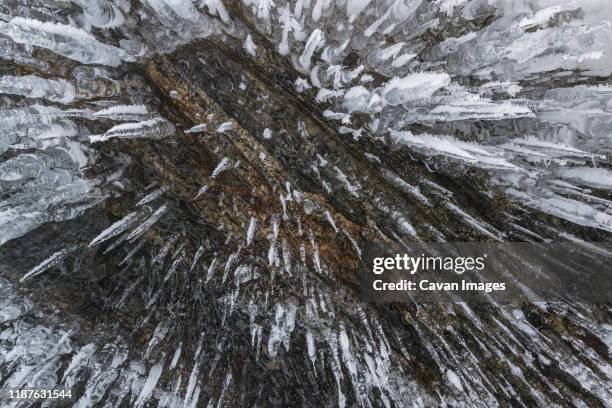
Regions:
[[2, 0, 610, 236], [0, 93, 173, 244], [1, 1, 612, 407], [0, 1, 173, 244], [0, 63, 173, 245], [7, 195, 612, 406], [236, 0, 612, 233]]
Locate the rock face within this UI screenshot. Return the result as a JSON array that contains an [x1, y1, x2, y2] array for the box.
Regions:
[[0, 1, 611, 407]]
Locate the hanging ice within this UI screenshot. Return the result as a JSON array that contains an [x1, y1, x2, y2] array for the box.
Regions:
[[244, 34, 257, 56], [93, 105, 150, 122], [0, 75, 76, 103], [88, 212, 142, 247], [0, 17, 127, 66], [74, 0, 126, 28], [246, 217, 257, 246], [125, 205, 168, 241], [381, 73, 450, 106], [299, 29, 325, 71], [20, 246, 77, 283], [89, 118, 174, 143]]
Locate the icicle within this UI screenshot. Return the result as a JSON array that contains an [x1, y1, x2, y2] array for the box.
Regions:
[[325, 329, 346, 408], [253, 0, 275, 23], [244, 34, 257, 56], [115, 276, 144, 309], [389, 130, 522, 171], [170, 342, 182, 369], [205, 257, 218, 283], [186, 123, 208, 133], [310, 65, 322, 87], [558, 167, 612, 190], [183, 333, 205, 406], [333, 166, 360, 197], [324, 211, 338, 233], [306, 330, 317, 371], [152, 235, 178, 265], [445, 202, 503, 240], [119, 239, 146, 265], [346, 0, 371, 18], [364, 8, 391, 37], [0, 75, 76, 103], [194, 184, 209, 199], [89, 118, 174, 143], [1, 119, 78, 152], [20, 246, 77, 283], [295, 78, 311, 92], [62, 344, 96, 388], [0, 147, 85, 183], [311, 0, 331, 22], [74, 0, 125, 28], [279, 193, 289, 220], [162, 258, 182, 284], [125, 205, 168, 241], [246, 217, 257, 246], [203, 0, 231, 22], [222, 252, 238, 285], [156, 0, 209, 25], [391, 52, 416, 67], [216, 371, 233, 408], [322, 40, 350, 65], [0, 105, 89, 130], [234, 264, 259, 286], [388, 210, 417, 237], [188, 385, 201, 408], [145, 321, 170, 359], [318, 88, 345, 103], [338, 326, 364, 403], [189, 246, 206, 273], [382, 170, 430, 206], [342, 230, 362, 258], [0, 17, 126, 66], [342, 86, 371, 112], [93, 105, 150, 121], [281, 238, 292, 275], [309, 231, 322, 274], [506, 189, 612, 233], [267, 301, 298, 358], [381, 73, 450, 106], [269, 213, 279, 239], [211, 157, 230, 178], [299, 29, 325, 71], [216, 122, 233, 133], [268, 239, 278, 266], [136, 186, 167, 206]]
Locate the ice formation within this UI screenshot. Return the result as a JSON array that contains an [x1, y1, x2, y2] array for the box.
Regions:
[[1, 0, 611, 407]]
